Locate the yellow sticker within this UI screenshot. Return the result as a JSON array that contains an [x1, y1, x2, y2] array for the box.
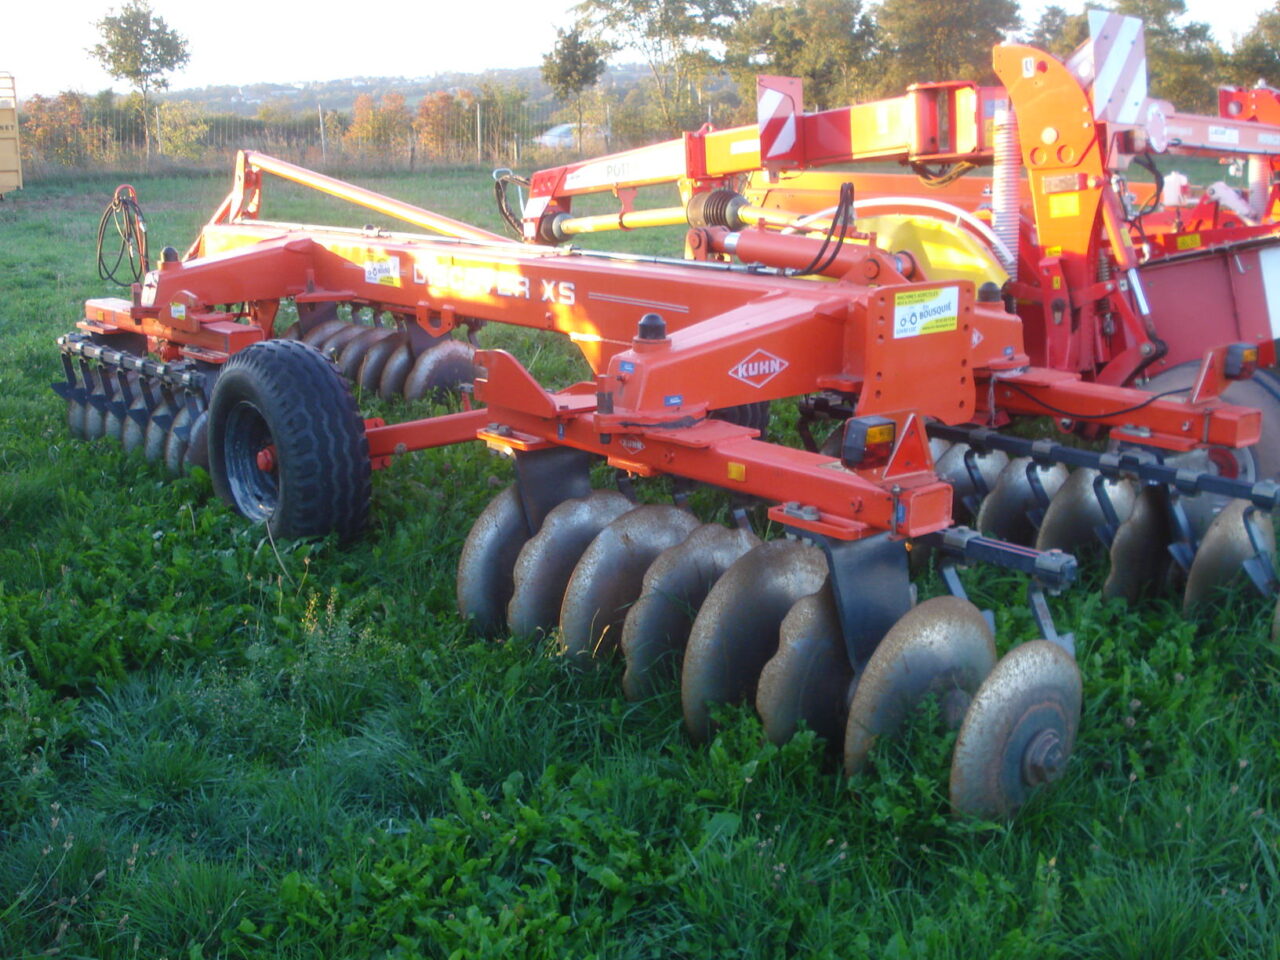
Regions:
[[893, 286, 960, 338], [169, 302, 187, 320], [1052, 276, 1062, 290], [727, 462, 747, 482], [1176, 233, 1201, 251], [1044, 245, 1063, 257], [1048, 192, 1080, 218]]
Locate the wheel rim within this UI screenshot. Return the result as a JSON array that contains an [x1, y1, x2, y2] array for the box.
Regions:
[[222, 400, 278, 523]]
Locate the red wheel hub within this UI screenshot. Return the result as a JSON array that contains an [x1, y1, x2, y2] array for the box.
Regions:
[[256, 445, 277, 472]]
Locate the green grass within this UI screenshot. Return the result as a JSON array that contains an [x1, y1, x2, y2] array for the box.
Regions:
[[1, 167, 1278, 959]]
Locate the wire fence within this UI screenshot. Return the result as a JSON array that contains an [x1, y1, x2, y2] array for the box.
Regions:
[[16, 95, 627, 177]]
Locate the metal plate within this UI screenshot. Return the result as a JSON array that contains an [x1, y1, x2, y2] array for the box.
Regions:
[[559, 505, 701, 659], [843, 596, 995, 775], [681, 540, 827, 742], [1183, 498, 1276, 611], [949, 639, 1081, 819], [756, 585, 854, 744], [507, 491, 632, 638], [456, 485, 531, 638], [621, 524, 760, 700]]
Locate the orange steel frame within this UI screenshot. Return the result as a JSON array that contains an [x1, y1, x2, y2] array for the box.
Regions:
[[77, 151, 1262, 544]]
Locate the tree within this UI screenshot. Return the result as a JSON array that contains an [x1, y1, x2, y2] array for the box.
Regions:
[[542, 25, 607, 152], [873, 0, 1020, 93], [727, 0, 880, 111], [344, 92, 413, 162], [1025, 4, 1088, 58], [1224, 2, 1280, 88], [1113, 0, 1220, 112], [574, 0, 751, 133], [89, 1, 190, 159]]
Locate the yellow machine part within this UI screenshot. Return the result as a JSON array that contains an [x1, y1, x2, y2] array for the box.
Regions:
[[0, 74, 22, 196], [854, 213, 1007, 288]]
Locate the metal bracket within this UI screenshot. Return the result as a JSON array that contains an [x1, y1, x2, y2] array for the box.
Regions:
[[1029, 580, 1075, 657], [790, 530, 913, 666], [1242, 505, 1279, 595], [513, 446, 594, 535], [938, 560, 997, 634]]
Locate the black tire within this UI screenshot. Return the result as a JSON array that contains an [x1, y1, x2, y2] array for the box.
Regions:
[[208, 339, 371, 542]]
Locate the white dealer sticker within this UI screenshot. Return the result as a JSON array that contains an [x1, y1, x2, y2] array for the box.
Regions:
[[364, 257, 401, 287], [893, 287, 959, 339]]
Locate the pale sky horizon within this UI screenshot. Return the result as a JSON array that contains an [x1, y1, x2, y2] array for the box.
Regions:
[[2, 0, 1275, 99]]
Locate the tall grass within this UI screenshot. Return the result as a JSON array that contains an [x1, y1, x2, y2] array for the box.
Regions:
[[0, 168, 1276, 958]]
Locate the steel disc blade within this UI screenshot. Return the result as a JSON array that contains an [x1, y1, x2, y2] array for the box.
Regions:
[[621, 524, 760, 700], [507, 491, 633, 638], [559, 505, 701, 659], [143, 401, 175, 462], [377, 344, 414, 400], [403, 340, 476, 401], [337, 327, 395, 381], [82, 382, 109, 441], [66, 399, 87, 440], [934, 443, 1009, 522], [681, 540, 828, 742], [456, 485, 531, 638], [163, 404, 194, 475], [1035, 469, 1136, 553], [183, 410, 210, 473], [279, 321, 301, 340], [1102, 486, 1172, 602], [756, 585, 852, 745], [976, 457, 1068, 545], [949, 639, 1081, 819], [1183, 499, 1276, 611], [843, 596, 995, 775], [358, 335, 403, 393], [121, 394, 151, 454], [103, 374, 136, 443], [318, 323, 366, 357], [301, 318, 349, 346]]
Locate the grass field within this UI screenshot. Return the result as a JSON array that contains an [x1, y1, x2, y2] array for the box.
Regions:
[[1, 165, 1278, 959]]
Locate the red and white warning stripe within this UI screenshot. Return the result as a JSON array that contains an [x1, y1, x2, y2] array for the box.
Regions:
[[757, 76, 803, 163], [1067, 11, 1149, 126]]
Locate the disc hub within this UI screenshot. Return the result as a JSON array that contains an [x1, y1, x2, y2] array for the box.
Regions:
[[1021, 728, 1064, 786]]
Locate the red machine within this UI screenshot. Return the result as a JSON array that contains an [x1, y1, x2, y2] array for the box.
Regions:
[[55, 138, 1279, 816], [512, 13, 1280, 474]]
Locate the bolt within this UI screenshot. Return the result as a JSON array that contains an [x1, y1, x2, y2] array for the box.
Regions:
[[1022, 729, 1064, 786], [1140, 343, 1154, 356]]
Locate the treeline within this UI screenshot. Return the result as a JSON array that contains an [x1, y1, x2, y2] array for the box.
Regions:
[[17, 0, 1280, 172]]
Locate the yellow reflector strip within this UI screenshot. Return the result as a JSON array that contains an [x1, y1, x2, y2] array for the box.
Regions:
[[727, 462, 747, 482]]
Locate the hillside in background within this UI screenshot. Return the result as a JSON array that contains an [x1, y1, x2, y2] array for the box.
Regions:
[[158, 63, 654, 115]]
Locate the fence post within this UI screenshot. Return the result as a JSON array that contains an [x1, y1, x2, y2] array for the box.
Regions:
[[476, 101, 482, 165], [318, 104, 327, 164]]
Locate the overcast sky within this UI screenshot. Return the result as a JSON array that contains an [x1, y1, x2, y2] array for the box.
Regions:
[[2, 0, 1275, 99]]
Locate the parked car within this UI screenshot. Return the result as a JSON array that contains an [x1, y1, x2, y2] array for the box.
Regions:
[[534, 123, 609, 150]]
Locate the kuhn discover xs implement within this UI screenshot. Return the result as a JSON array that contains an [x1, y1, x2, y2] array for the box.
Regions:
[[55, 51, 1280, 817]]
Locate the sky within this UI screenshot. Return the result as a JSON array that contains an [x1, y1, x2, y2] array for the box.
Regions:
[[1, 0, 1275, 99]]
